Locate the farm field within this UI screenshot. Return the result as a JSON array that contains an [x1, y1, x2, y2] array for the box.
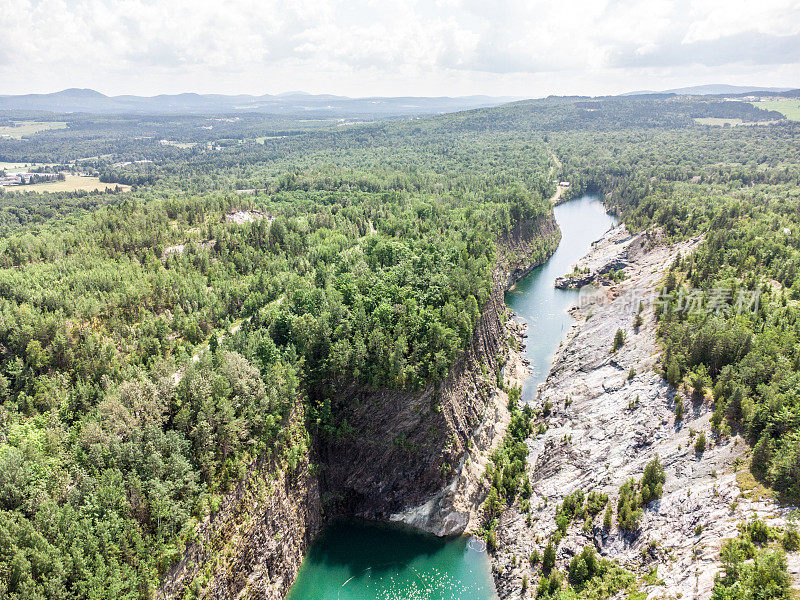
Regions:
[[0, 161, 40, 172], [751, 100, 800, 121], [0, 120, 67, 138], [2, 175, 131, 193]]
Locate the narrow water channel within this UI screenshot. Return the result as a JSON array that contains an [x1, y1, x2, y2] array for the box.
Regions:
[[505, 195, 618, 401], [285, 195, 616, 600]]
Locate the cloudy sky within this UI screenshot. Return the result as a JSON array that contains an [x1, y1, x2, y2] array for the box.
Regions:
[[1, 0, 799, 97]]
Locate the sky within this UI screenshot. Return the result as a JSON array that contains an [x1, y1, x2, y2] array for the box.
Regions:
[[1, 0, 799, 98]]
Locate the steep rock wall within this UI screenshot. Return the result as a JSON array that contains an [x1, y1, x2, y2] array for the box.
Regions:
[[319, 213, 560, 528], [158, 212, 560, 599], [158, 414, 322, 600]]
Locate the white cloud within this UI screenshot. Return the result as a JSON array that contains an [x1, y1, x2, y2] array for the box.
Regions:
[[0, 0, 798, 96], [684, 0, 800, 42]]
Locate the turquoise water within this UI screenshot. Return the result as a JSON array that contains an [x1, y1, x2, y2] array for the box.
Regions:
[[286, 195, 616, 600], [285, 520, 496, 600], [505, 195, 617, 401]]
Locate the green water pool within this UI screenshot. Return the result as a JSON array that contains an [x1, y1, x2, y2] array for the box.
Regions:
[[286, 195, 616, 599], [285, 519, 496, 600], [505, 195, 618, 400]]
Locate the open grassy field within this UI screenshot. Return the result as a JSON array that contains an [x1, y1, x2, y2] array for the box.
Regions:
[[0, 121, 68, 139], [4, 175, 131, 193], [0, 162, 40, 172], [750, 100, 800, 121]]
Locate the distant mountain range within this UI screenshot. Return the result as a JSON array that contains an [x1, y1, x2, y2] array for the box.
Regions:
[[0, 88, 520, 116], [623, 84, 797, 96], [4, 85, 799, 116]]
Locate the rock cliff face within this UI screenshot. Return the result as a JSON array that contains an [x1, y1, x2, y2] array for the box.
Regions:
[[158, 213, 560, 598], [491, 225, 800, 599], [389, 318, 530, 536], [158, 413, 323, 600], [319, 214, 560, 532]]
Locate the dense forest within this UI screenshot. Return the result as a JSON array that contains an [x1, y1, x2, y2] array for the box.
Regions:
[[0, 106, 556, 598], [1, 93, 799, 599], [553, 123, 800, 504]]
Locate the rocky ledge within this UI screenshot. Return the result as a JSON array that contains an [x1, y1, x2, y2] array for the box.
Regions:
[[388, 215, 561, 536], [493, 225, 800, 599], [554, 224, 636, 289], [159, 409, 322, 600]]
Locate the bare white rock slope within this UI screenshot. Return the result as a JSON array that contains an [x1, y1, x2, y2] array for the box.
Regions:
[[493, 224, 799, 600]]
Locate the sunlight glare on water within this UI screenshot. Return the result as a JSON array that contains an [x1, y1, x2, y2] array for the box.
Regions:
[[285, 520, 497, 600]]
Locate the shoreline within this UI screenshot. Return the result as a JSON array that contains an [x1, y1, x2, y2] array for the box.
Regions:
[[491, 224, 800, 598], [389, 213, 561, 537]]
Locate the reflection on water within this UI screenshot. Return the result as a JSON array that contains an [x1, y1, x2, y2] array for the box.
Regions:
[[505, 195, 617, 401]]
